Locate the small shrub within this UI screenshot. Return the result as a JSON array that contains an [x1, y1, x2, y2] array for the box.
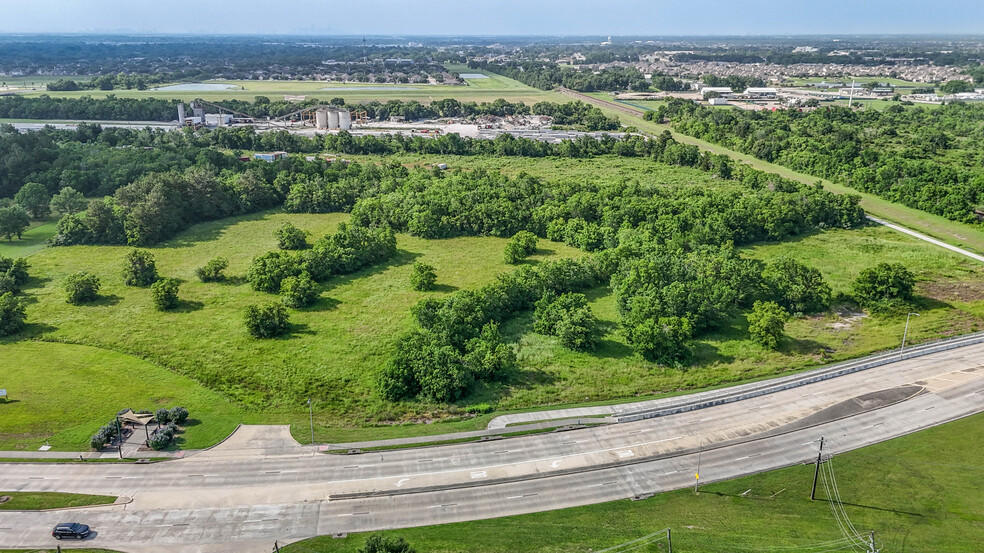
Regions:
[[0, 292, 27, 336], [359, 533, 416, 553], [280, 272, 319, 308], [195, 257, 228, 282], [150, 278, 180, 311], [275, 221, 308, 250], [0, 256, 29, 286], [63, 271, 101, 304], [504, 230, 538, 264], [122, 249, 158, 287], [168, 406, 189, 424], [154, 408, 170, 425], [89, 433, 107, 450], [852, 262, 915, 309], [409, 262, 437, 291], [244, 302, 291, 338]]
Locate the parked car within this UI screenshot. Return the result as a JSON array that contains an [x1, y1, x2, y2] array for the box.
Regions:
[[52, 522, 90, 540]]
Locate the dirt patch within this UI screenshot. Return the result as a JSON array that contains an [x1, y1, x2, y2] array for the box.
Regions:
[[0, 496, 10, 504], [827, 307, 868, 330], [918, 280, 984, 303]]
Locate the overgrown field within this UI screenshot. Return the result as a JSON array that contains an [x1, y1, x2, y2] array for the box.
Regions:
[[284, 410, 984, 553], [2, 151, 983, 449]]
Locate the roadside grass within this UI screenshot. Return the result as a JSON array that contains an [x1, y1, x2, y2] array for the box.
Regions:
[[0, 492, 116, 510], [0, 220, 58, 258], [284, 411, 984, 553]]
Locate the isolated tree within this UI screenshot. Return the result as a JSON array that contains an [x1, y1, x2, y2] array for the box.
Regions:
[[409, 262, 437, 291], [63, 271, 101, 304], [195, 257, 229, 282], [0, 292, 27, 336], [244, 302, 291, 338], [0, 205, 30, 240], [122, 249, 158, 287], [14, 182, 51, 219], [150, 277, 180, 311], [747, 300, 790, 350], [852, 263, 915, 308], [555, 307, 600, 351], [49, 187, 87, 215], [504, 230, 538, 264], [275, 221, 307, 250], [279, 272, 319, 308]]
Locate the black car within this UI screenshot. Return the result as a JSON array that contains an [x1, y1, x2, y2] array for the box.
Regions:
[[52, 522, 90, 540]]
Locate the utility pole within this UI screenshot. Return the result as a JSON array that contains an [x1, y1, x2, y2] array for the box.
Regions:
[[868, 531, 879, 553], [900, 312, 920, 356], [694, 432, 702, 494], [666, 528, 672, 553], [811, 436, 825, 500]]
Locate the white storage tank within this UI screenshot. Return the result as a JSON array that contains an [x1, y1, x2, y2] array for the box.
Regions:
[[315, 109, 328, 130], [338, 109, 351, 130], [327, 109, 340, 129]]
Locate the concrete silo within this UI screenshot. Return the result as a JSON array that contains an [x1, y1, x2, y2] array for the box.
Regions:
[[338, 109, 352, 130], [315, 109, 328, 130], [327, 109, 340, 129]]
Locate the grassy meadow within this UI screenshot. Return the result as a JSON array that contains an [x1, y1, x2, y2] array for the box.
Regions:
[[2, 152, 984, 450]]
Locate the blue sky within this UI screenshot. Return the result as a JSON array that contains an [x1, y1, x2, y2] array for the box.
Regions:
[[1, 0, 982, 35]]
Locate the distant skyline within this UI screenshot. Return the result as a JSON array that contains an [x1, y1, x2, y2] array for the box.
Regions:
[[2, 0, 984, 36]]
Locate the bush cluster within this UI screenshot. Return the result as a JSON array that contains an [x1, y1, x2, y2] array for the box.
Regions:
[[247, 223, 397, 293], [89, 419, 120, 450], [122, 249, 158, 287], [150, 277, 180, 311], [380, 257, 608, 402], [504, 230, 538, 264], [0, 291, 27, 337], [244, 302, 291, 338], [0, 255, 29, 295], [63, 271, 101, 304], [195, 256, 228, 282], [852, 262, 916, 310], [409, 262, 437, 291], [275, 221, 308, 250], [533, 292, 600, 351], [280, 272, 319, 308], [148, 422, 178, 450]]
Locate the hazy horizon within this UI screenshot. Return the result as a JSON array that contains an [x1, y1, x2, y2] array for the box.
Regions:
[[2, 0, 983, 36]]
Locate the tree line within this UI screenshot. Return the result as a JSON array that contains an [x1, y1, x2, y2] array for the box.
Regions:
[[658, 98, 984, 224]]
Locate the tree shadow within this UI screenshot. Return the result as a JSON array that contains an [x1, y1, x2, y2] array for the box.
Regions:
[[304, 296, 341, 312], [88, 294, 123, 307], [320, 249, 421, 293], [781, 337, 829, 356], [221, 275, 248, 286], [9, 321, 59, 340], [430, 283, 459, 293], [690, 341, 734, 367], [181, 418, 202, 428], [817, 498, 925, 518], [171, 299, 205, 313], [162, 210, 279, 248]]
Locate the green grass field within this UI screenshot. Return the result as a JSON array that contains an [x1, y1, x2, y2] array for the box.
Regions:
[[22, 70, 560, 106], [284, 410, 984, 553], [0, 220, 58, 258], [3, 151, 983, 451], [0, 491, 116, 510]]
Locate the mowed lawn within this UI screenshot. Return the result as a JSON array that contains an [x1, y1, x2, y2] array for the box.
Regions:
[[285, 411, 984, 553]]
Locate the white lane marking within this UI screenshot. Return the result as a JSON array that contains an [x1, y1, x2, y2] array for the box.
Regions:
[[427, 503, 457, 509], [549, 460, 561, 468], [627, 430, 642, 435], [470, 471, 487, 479], [861, 422, 884, 430], [749, 404, 772, 410], [735, 453, 762, 461], [664, 470, 679, 475], [337, 512, 368, 517], [395, 478, 409, 487], [507, 493, 538, 499], [922, 406, 936, 412], [587, 481, 618, 488], [617, 450, 635, 458]]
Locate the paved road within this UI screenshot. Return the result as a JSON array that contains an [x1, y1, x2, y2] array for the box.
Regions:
[[2, 337, 984, 552]]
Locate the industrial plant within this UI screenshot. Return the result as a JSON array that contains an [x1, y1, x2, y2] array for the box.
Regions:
[[177, 100, 356, 130]]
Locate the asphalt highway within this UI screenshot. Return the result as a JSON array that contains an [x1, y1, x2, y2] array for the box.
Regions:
[[2, 340, 983, 552]]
